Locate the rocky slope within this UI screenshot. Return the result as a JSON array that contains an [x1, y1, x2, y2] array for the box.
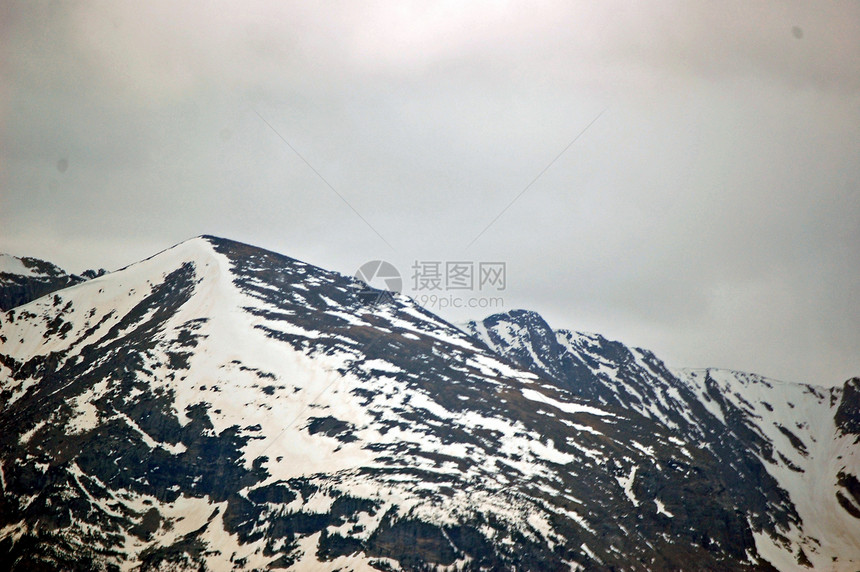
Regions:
[[466, 309, 860, 570]]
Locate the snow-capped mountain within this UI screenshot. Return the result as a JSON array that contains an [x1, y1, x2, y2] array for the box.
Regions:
[[0, 253, 104, 311], [466, 309, 860, 570], [0, 236, 857, 570]]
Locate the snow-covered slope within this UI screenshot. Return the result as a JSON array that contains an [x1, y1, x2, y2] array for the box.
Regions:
[[1, 238, 856, 571], [466, 309, 860, 570]]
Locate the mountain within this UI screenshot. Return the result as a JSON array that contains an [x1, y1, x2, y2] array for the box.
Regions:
[[0, 236, 857, 570], [674, 369, 860, 571], [0, 254, 105, 311], [466, 309, 860, 570]]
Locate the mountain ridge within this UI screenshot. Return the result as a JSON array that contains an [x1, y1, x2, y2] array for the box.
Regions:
[[1, 236, 857, 571], [467, 309, 859, 570]]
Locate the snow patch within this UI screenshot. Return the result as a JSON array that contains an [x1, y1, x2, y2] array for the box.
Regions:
[[616, 466, 639, 507], [521, 388, 612, 417]]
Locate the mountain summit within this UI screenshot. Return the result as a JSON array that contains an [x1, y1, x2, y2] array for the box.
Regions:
[[1, 236, 857, 570]]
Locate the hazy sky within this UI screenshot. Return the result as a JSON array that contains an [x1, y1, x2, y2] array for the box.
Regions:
[[2, 1, 859, 386]]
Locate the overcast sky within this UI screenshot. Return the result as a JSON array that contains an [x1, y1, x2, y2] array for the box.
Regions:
[[2, 1, 859, 386]]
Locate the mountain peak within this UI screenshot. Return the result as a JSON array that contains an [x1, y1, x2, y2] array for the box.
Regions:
[[481, 308, 553, 329], [0, 254, 85, 311], [0, 253, 69, 279]]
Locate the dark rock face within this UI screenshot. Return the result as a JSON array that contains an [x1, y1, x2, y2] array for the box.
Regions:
[[0, 238, 856, 570], [836, 378, 860, 438], [834, 378, 860, 523]]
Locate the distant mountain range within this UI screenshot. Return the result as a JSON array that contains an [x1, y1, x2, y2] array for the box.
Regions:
[[1, 236, 857, 571], [0, 253, 104, 311]]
